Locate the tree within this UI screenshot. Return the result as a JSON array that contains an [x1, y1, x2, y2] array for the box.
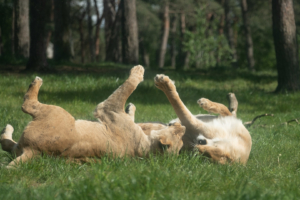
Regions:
[[158, 2, 170, 68], [178, 12, 190, 70], [170, 15, 177, 69], [14, 0, 30, 58], [86, 0, 95, 62], [223, 0, 238, 67], [272, 0, 300, 92], [105, 0, 122, 62], [77, 10, 86, 64], [27, 0, 52, 71], [240, 0, 255, 71], [53, 0, 72, 61], [0, 27, 2, 55], [93, 0, 104, 61], [136, 0, 161, 68], [103, 0, 115, 51], [121, 0, 139, 64]]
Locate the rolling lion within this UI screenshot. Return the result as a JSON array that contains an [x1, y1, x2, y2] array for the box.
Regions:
[[0, 66, 185, 168], [154, 74, 252, 164]]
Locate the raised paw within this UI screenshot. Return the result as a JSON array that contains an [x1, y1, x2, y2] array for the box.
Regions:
[[154, 74, 176, 92], [197, 98, 232, 117], [130, 65, 144, 82], [31, 76, 43, 88], [1, 124, 14, 140], [197, 98, 215, 113], [227, 93, 238, 117]]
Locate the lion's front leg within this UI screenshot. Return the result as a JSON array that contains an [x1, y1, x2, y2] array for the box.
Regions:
[[94, 65, 144, 116], [197, 98, 232, 117], [154, 74, 199, 128]]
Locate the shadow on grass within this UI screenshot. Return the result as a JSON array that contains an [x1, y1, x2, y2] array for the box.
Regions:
[[11, 82, 294, 115], [0, 63, 277, 83]]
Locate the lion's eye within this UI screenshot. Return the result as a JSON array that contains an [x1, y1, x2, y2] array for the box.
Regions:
[[197, 139, 207, 145]]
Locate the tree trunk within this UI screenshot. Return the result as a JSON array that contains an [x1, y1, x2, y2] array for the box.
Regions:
[[216, 13, 225, 67], [103, 0, 115, 52], [177, 13, 189, 70], [272, 0, 300, 92], [240, 0, 255, 71], [86, 0, 95, 62], [140, 39, 149, 67], [158, 3, 170, 68], [106, 1, 122, 62], [170, 15, 177, 69], [0, 27, 2, 56], [78, 11, 86, 64], [14, 0, 30, 58], [27, 0, 52, 71], [53, 0, 72, 61], [94, 0, 104, 61], [11, 5, 15, 55], [224, 0, 238, 68], [121, 0, 139, 64], [46, 0, 54, 48]]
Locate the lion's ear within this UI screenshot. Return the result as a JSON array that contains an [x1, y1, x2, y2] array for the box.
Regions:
[[172, 123, 186, 138], [159, 136, 172, 148]]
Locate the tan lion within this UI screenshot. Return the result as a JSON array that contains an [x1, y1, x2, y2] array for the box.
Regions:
[[153, 74, 252, 164], [0, 66, 185, 168]]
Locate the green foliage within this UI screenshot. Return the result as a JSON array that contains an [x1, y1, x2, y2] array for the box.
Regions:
[[237, 0, 277, 70], [0, 65, 300, 198], [136, 0, 161, 66], [184, 8, 233, 69]]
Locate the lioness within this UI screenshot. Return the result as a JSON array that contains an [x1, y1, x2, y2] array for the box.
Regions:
[[153, 74, 252, 164], [0, 66, 185, 168]]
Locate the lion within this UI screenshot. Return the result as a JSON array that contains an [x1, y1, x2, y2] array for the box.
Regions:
[[0, 66, 185, 168], [125, 75, 251, 164], [153, 74, 252, 164]]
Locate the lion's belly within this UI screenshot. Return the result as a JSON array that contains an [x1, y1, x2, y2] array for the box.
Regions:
[[19, 118, 77, 155]]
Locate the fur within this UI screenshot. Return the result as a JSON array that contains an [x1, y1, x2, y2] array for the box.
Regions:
[[0, 66, 185, 168], [154, 74, 252, 164]]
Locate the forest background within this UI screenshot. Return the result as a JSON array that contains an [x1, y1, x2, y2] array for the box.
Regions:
[[0, 0, 300, 92]]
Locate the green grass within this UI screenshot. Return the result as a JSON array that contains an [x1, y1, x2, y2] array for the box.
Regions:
[[1, 65, 300, 199]]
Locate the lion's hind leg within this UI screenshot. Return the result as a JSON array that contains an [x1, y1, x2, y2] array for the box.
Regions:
[[6, 148, 40, 169], [94, 65, 144, 116], [227, 93, 238, 117], [22, 76, 43, 116], [125, 103, 136, 122]]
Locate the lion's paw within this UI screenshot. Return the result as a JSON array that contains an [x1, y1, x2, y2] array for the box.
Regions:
[[31, 76, 43, 88], [1, 124, 14, 140], [154, 74, 176, 92], [125, 103, 136, 114], [197, 98, 209, 109], [125, 103, 136, 121], [130, 65, 144, 82]]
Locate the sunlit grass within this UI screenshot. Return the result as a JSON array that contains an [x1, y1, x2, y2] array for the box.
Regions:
[[0, 66, 300, 199]]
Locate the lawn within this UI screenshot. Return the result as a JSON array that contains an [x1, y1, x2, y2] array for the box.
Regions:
[[0, 65, 300, 199]]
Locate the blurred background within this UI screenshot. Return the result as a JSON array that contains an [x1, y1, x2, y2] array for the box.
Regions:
[[0, 0, 299, 91]]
